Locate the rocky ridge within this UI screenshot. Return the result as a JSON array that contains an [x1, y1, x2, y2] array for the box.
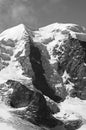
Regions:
[[0, 23, 86, 130]]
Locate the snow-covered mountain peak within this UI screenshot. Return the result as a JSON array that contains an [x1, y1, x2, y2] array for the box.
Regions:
[[0, 24, 32, 84], [0, 24, 27, 41], [34, 22, 86, 44], [39, 22, 86, 33]]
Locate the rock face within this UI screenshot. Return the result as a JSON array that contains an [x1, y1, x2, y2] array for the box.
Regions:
[[0, 23, 86, 130]]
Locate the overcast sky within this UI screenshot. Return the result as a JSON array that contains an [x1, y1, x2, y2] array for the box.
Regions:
[[0, 0, 85, 32]]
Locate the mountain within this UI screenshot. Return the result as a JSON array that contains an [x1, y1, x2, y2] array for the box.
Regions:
[[0, 23, 86, 130]]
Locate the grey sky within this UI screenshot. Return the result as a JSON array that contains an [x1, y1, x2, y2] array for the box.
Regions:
[[0, 0, 85, 32]]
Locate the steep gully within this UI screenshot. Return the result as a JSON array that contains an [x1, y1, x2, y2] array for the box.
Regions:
[[29, 40, 62, 103]]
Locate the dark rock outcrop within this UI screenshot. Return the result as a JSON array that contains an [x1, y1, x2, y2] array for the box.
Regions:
[[0, 80, 62, 128], [29, 40, 62, 102]]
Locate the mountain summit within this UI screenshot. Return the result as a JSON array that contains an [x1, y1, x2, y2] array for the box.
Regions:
[[0, 23, 86, 130]]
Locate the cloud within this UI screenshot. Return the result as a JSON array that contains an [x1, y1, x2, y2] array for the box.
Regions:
[[11, 1, 38, 26], [46, 0, 63, 4], [0, 0, 38, 32], [48, 0, 62, 3], [41, 0, 66, 13]]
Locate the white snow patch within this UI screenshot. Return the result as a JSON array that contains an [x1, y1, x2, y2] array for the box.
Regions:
[[54, 97, 86, 123], [46, 32, 68, 64], [65, 81, 74, 93], [77, 124, 86, 130], [0, 123, 16, 130], [62, 71, 70, 83], [0, 61, 32, 84], [76, 33, 86, 42], [47, 39, 59, 64], [0, 103, 12, 120]]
